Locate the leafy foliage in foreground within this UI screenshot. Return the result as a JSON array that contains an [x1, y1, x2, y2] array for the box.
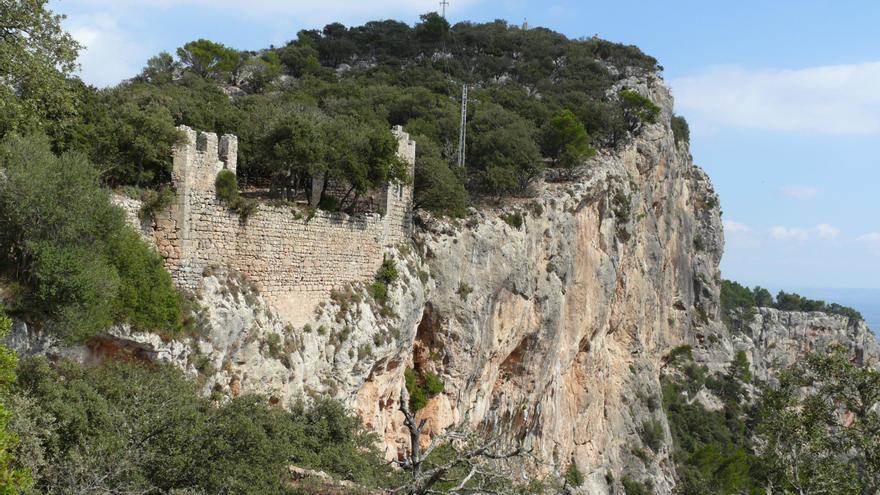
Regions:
[[0, 134, 182, 341], [754, 348, 880, 494], [0, 307, 30, 493], [663, 345, 880, 495], [0, 0, 81, 138], [9, 358, 396, 494]]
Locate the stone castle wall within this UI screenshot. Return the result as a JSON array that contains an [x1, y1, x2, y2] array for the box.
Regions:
[[124, 125, 415, 324]]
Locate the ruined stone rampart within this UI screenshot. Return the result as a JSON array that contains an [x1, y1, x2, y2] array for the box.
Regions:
[[125, 125, 415, 323]]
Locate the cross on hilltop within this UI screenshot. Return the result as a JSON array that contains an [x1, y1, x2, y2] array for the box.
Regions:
[[440, 0, 449, 18]]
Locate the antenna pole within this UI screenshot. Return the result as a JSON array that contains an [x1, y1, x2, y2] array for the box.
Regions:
[[457, 83, 468, 169]]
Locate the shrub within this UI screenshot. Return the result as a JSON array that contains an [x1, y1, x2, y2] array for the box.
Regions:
[[563, 462, 585, 487], [631, 447, 650, 463], [640, 419, 664, 452], [665, 345, 693, 364], [619, 89, 661, 131], [137, 187, 175, 220], [369, 281, 387, 305], [404, 368, 428, 412], [501, 212, 523, 229], [621, 475, 652, 495], [265, 333, 283, 358], [456, 282, 473, 301], [424, 372, 444, 395], [404, 368, 444, 412], [215, 169, 239, 204], [671, 115, 690, 145], [376, 257, 398, 285]]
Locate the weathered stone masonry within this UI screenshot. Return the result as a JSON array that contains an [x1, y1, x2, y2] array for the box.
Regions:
[[129, 125, 415, 323]]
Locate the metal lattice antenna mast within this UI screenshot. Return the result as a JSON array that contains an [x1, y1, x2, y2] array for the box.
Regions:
[[457, 83, 468, 168], [440, 0, 449, 18]]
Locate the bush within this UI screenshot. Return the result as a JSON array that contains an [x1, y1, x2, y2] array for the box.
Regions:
[[619, 89, 661, 131], [424, 372, 444, 395], [404, 368, 444, 412], [671, 115, 690, 145], [0, 134, 182, 341], [501, 212, 523, 229], [10, 358, 395, 494], [369, 281, 387, 305], [640, 419, 664, 452], [376, 257, 398, 285], [563, 462, 584, 487], [137, 187, 176, 220], [621, 475, 652, 495], [412, 134, 467, 217], [404, 368, 428, 412], [215, 169, 239, 204]]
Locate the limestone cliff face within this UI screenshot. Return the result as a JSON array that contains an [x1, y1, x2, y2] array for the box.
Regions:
[[721, 308, 880, 383], [8, 72, 879, 493], [355, 75, 726, 492]]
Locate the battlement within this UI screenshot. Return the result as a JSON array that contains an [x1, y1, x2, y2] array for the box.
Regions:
[[146, 124, 415, 324], [173, 126, 238, 195]]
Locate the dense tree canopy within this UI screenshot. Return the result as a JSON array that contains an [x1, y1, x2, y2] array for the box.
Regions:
[[32, 13, 665, 209], [0, 134, 182, 341], [0, 0, 82, 138], [8, 358, 395, 494]]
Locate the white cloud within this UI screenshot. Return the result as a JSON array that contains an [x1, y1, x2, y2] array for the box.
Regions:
[[65, 13, 153, 87], [781, 185, 819, 200], [771, 224, 840, 241], [56, 0, 485, 86], [65, 0, 479, 24], [857, 232, 880, 254], [771, 226, 810, 241], [672, 62, 880, 134], [723, 219, 751, 234], [815, 223, 840, 240]]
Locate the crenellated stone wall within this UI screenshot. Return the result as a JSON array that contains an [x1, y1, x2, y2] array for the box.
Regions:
[[126, 125, 415, 324]]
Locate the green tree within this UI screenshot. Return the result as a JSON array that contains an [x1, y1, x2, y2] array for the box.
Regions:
[[412, 134, 467, 216], [752, 286, 773, 307], [415, 12, 450, 45], [262, 114, 326, 201], [618, 89, 661, 132], [468, 103, 542, 196], [176, 39, 239, 80], [0, 307, 30, 493], [244, 52, 282, 93], [542, 109, 596, 174], [137, 51, 178, 84], [0, 0, 81, 138], [323, 117, 408, 209], [755, 348, 880, 494], [671, 114, 690, 145], [10, 358, 393, 493], [0, 134, 182, 340]]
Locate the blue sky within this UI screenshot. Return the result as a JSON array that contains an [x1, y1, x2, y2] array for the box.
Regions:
[[52, 0, 880, 290]]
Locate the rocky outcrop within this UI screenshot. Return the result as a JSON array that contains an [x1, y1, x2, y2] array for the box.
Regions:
[[726, 308, 880, 382]]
